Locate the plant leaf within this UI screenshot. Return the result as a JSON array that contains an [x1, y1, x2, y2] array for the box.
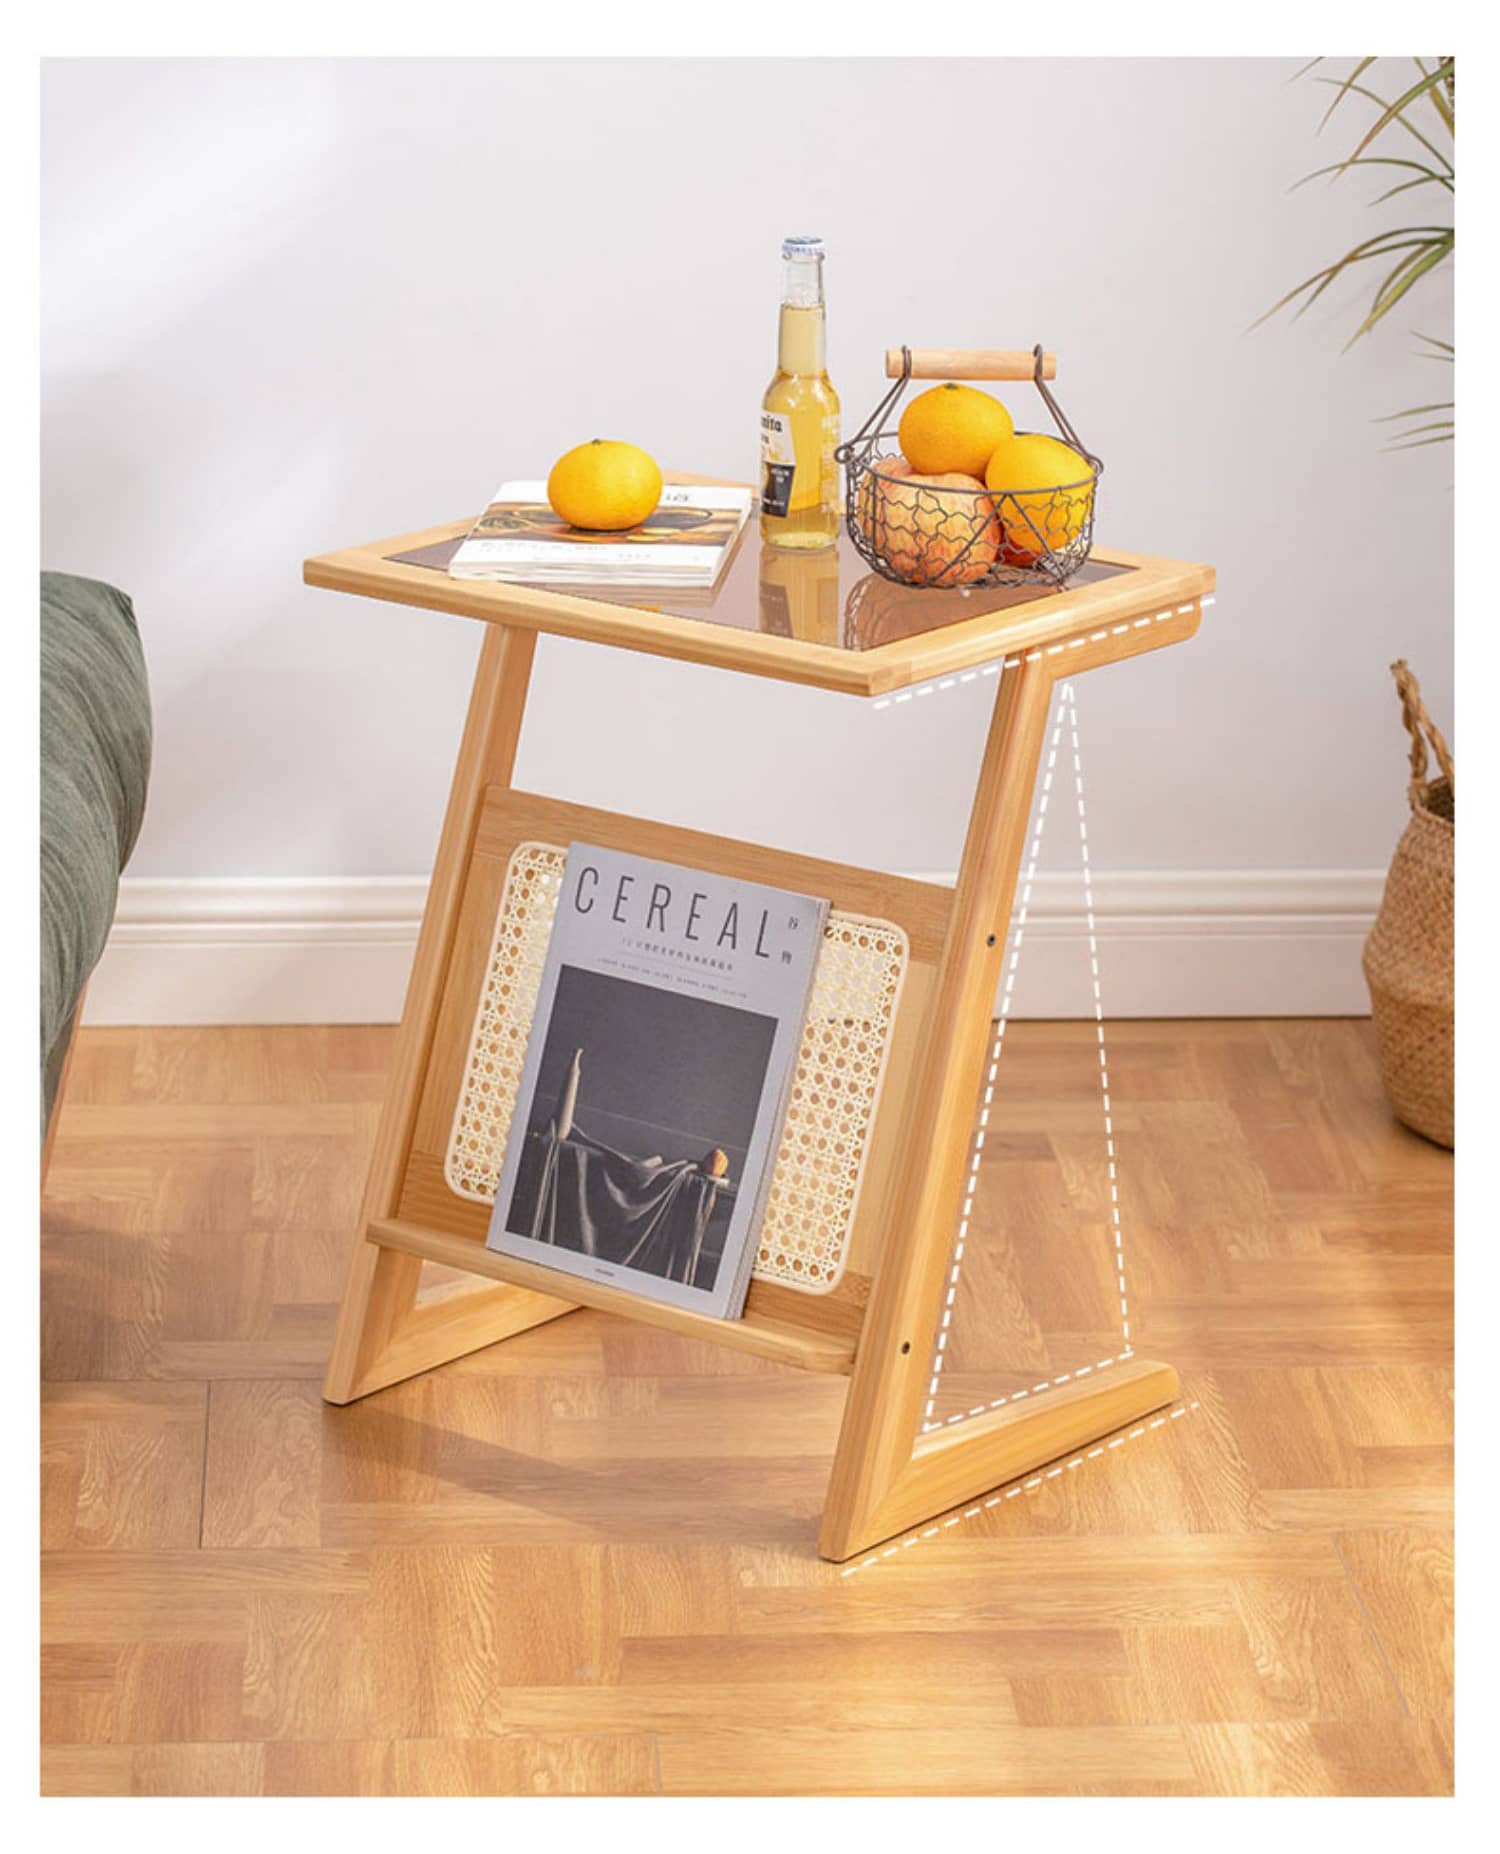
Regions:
[[1254, 248, 1411, 326], [1346, 236, 1453, 344], [1254, 234, 1450, 329], [1363, 238, 1452, 321], [1373, 403, 1455, 422], [1318, 55, 1378, 130], [1265, 61, 1454, 385], [1348, 61, 1456, 163], [1314, 76, 1453, 169], [1415, 55, 1455, 135], [1291, 156, 1453, 194], [1372, 172, 1454, 204]]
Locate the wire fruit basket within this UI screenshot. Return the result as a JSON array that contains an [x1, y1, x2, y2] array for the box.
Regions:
[[837, 344, 1102, 592]]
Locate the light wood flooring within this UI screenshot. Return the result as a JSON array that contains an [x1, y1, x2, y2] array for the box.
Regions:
[[41, 1019, 1453, 1796]]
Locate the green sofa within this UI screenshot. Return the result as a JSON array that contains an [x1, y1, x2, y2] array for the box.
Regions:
[[40, 572, 151, 1139]]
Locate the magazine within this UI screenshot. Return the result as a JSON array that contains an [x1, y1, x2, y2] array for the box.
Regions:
[[449, 481, 753, 590], [486, 842, 828, 1320]]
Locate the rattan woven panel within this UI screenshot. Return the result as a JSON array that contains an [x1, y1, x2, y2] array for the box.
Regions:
[[443, 841, 908, 1294]]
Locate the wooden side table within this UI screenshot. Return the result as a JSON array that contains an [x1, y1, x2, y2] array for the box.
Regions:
[[305, 501, 1213, 1562]]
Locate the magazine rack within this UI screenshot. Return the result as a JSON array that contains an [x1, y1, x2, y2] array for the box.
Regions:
[[306, 464, 1213, 1563]]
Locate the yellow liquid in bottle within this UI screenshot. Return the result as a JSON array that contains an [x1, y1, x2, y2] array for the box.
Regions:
[[758, 539, 841, 642], [761, 302, 841, 551]]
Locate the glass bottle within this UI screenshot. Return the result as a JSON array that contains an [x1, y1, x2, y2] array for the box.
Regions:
[[759, 236, 841, 550], [758, 540, 842, 643]]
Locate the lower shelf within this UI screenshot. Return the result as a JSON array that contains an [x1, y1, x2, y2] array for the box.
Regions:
[[368, 1218, 859, 1376]]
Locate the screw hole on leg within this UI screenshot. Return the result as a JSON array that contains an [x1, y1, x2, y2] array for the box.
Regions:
[[985, 933, 997, 946], [900, 1341, 911, 1355]]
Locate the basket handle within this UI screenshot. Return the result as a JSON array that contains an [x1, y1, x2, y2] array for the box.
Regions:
[[1391, 659, 1455, 801], [884, 347, 1057, 382]]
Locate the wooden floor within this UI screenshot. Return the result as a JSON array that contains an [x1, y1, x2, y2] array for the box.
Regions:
[[41, 1019, 1452, 1796]]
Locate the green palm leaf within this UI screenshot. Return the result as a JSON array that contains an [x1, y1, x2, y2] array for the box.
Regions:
[[1414, 56, 1455, 135], [1291, 156, 1453, 195], [1261, 57, 1454, 446], [1350, 60, 1454, 161], [1317, 55, 1378, 129], [1347, 236, 1453, 345], [1374, 403, 1455, 422], [1372, 172, 1454, 204], [1253, 231, 1452, 329], [1312, 76, 1453, 171]]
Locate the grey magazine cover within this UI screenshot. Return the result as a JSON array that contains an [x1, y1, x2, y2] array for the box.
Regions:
[[486, 841, 828, 1319]]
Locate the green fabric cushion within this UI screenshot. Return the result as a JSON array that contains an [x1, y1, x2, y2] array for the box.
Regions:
[[40, 571, 151, 1134]]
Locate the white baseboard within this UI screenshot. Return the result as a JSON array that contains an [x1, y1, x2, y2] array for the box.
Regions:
[[84, 869, 1381, 1027]]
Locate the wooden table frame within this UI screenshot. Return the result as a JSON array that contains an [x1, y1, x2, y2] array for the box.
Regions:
[[308, 512, 1213, 1563]]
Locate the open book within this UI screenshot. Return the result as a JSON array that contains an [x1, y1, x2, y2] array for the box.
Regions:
[[486, 843, 827, 1320], [448, 481, 753, 590]]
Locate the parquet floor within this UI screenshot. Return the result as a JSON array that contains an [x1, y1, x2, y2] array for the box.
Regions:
[[41, 1020, 1453, 1796]]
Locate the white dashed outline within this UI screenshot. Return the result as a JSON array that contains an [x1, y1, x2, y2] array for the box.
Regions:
[[921, 680, 1131, 1430], [839, 1400, 1201, 1576], [871, 593, 1213, 711]]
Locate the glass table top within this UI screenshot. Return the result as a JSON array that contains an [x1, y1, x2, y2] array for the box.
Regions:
[[389, 527, 1134, 655]]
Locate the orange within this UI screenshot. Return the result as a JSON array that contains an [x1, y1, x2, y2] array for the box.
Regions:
[[898, 383, 1013, 477], [547, 439, 662, 531], [859, 458, 999, 587], [983, 432, 1094, 564]]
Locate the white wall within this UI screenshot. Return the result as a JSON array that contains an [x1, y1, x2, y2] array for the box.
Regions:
[[41, 57, 1453, 1019]]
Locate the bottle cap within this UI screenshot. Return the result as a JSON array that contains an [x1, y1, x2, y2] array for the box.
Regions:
[[781, 236, 825, 259]]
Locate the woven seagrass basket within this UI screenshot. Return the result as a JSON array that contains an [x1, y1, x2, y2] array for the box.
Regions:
[[1362, 661, 1454, 1148]]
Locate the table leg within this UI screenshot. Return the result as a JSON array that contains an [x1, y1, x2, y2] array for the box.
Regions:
[[324, 623, 576, 1404], [819, 659, 1177, 1561]]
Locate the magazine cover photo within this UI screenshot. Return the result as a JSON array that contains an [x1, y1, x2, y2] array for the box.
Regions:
[[485, 841, 828, 1319], [504, 963, 775, 1297]]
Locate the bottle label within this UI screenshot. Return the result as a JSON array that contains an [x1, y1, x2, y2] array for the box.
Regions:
[[760, 411, 796, 517]]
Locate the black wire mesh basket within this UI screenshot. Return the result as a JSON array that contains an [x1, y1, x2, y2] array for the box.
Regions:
[[836, 344, 1102, 592]]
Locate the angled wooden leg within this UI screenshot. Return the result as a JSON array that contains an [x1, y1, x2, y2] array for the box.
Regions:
[[848, 1357, 1179, 1548], [819, 659, 1177, 1561], [324, 1233, 575, 1403], [324, 621, 575, 1405]]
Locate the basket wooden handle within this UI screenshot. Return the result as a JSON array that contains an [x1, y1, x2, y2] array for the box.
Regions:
[[885, 347, 1058, 382], [1391, 659, 1455, 801]]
